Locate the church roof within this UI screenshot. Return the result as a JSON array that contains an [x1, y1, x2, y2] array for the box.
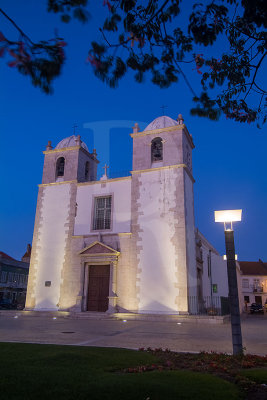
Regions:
[[55, 135, 89, 152], [144, 116, 178, 132], [239, 261, 267, 276], [0, 251, 15, 260]]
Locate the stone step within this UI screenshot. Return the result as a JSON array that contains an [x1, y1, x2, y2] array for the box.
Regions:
[[67, 312, 115, 320], [0, 309, 230, 324], [0, 310, 69, 318], [113, 312, 230, 324]]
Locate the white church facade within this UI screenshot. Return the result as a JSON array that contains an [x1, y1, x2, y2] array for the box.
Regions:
[[25, 115, 228, 315]]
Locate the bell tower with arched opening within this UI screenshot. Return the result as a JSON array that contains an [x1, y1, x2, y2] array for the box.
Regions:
[[25, 134, 99, 311], [130, 115, 197, 314], [42, 135, 99, 184]]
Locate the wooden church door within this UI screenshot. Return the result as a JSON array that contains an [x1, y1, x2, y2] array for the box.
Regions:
[[87, 265, 110, 312]]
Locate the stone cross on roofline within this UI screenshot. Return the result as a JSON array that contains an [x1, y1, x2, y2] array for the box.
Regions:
[[100, 164, 109, 181], [103, 164, 109, 176], [72, 123, 78, 135], [160, 105, 167, 115]]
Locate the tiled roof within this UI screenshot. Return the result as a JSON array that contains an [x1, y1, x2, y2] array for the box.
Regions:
[[239, 261, 267, 276], [0, 251, 15, 260]]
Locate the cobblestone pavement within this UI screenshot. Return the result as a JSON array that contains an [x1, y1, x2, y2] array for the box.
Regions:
[[0, 312, 266, 355]]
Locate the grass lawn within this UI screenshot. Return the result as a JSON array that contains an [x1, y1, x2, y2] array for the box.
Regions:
[[240, 368, 267, 384], [0, 343, 241, 400]]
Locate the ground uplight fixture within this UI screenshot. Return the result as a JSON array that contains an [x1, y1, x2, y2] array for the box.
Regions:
[[214, 209, 243, 355]]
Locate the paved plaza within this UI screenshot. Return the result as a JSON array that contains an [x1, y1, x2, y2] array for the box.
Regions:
[[0, 312, 266, 355]]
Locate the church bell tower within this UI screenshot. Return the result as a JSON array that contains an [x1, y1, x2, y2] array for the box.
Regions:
[[130, 114, 197, 314], [25, 134, 99, 311]]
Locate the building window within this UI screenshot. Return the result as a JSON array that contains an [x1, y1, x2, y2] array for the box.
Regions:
[[8, 272, 14, 282], [255, 295, 262, 305], [151, 137, 163, 162], [93, 196, 112, 230], [244, 295, 250, 303], [253, 278, 261, 292], [1, 271, 7, 283], [207, 253, 211, 277], [56, 157, 65, 177], [242, 279, 249, 288], [85, 161, 90, 180]]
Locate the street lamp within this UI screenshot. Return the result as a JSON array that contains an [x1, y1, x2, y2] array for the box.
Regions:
[[215, 209, 243, 355]]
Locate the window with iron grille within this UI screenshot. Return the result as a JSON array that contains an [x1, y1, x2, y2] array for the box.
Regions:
[[93, 196, 112, 230]]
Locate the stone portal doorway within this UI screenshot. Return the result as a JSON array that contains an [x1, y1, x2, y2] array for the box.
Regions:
[[78, 241, 120, 312], [87, 265, 110, 312]]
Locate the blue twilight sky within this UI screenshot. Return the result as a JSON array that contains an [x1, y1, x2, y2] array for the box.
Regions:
[[0, 1, 266, 261]]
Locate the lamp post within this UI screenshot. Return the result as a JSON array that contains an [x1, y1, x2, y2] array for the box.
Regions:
[[215, 209, 243, 355]]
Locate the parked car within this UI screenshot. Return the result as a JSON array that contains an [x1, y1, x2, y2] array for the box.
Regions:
[[250, 303, 264, 314]]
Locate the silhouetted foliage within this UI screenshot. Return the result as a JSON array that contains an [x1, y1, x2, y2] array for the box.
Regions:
[[0, 1, 266, 126]]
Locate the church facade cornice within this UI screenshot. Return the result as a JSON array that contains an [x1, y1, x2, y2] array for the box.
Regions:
[[39, 180, 77, 187], [43, 145, 99, 163], [77, 176, 131, 186], [131, 163, 195, 183], [130, 124, 195, 149], [72, 232, 132, 238]]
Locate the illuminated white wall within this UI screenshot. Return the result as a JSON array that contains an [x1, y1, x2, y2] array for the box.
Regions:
[[184, 172, 197, 297], [201, 238, 228, 299], [34, 184, 71, 310], [137, 168, 179, 314], [74, 178, 131, 235]]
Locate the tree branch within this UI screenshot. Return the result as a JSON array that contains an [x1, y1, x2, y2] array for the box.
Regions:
[[0, 8, 34, 45], [174, 59, 197, 97], [143, 0, 170, 28], [244, 51, 267, 100]]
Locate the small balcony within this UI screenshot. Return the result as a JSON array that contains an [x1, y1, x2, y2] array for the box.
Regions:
[[252, 285, 264, 293]]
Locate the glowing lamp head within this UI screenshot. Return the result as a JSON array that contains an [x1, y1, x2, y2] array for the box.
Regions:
[[214, 209, 242, 231]]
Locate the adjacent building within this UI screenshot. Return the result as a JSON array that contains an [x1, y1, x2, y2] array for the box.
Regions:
[[238, 260, 267, 309], [0, 247, 30, 308]]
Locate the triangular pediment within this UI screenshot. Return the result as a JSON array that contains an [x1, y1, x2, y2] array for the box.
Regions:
[[78, 241, 120, 256]]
